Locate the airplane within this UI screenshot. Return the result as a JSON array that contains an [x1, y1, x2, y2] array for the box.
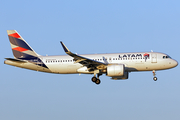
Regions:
[[4, 30, 178, 85]]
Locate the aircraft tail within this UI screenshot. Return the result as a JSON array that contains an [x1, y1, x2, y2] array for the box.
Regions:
[[7, 30, 39, 60]]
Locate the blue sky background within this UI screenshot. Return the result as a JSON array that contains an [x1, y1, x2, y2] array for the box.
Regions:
[[1, 0, 180, 120]]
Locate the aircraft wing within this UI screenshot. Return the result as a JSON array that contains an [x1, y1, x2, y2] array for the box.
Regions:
[[60, 42, 107, 70]]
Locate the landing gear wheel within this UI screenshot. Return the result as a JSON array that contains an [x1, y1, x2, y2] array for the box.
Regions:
[[95, 79, 101, 85], [92, 77, 97, 82], [153, 77, 158, 81], [91, 72, 102, 85]]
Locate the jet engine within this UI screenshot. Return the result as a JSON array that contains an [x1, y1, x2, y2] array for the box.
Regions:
[[106, 64, 125, 76], [106, 64, 128, 80]]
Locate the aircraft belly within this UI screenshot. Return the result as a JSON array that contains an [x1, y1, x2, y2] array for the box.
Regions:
[[126, 62, 155, 71]]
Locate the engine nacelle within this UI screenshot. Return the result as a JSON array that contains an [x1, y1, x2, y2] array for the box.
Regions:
[[111, 72, 129, 80], [106, 64, 125, 77]]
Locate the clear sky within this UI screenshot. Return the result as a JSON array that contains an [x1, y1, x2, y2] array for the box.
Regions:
[[1, 0, 180, 120]]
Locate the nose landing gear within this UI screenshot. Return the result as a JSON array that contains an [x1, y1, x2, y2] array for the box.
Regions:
[[153, 70, 158, 81]]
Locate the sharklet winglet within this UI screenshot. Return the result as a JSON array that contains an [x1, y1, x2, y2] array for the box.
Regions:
[[60, 41, 70, 53]]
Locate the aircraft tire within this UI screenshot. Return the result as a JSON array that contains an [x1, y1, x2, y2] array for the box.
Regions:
[[153, 77, 157, 81], [95, 79, 101, 85], [92, 77, 97, 82]]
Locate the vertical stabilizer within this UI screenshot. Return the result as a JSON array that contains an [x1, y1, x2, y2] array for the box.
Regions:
[[7, 30, 39, 59]]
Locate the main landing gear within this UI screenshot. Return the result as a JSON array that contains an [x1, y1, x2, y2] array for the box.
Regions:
[[91, 73, 102, 85], [153, 70, 158, 81]]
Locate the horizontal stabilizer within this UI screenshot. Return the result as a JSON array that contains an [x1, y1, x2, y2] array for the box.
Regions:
[[5, 58, 27, 63]]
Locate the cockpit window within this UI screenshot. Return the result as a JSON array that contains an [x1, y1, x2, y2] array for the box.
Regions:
[[163, 55, 171, 59]]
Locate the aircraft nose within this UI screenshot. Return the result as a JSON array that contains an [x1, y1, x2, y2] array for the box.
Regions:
[[172, 59, 178, 68]]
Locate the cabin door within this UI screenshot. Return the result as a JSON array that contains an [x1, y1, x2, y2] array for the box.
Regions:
[[151, 54, 157, 63]]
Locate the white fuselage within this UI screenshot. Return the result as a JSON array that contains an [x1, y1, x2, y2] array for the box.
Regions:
[[4, 52, 178, 74]]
